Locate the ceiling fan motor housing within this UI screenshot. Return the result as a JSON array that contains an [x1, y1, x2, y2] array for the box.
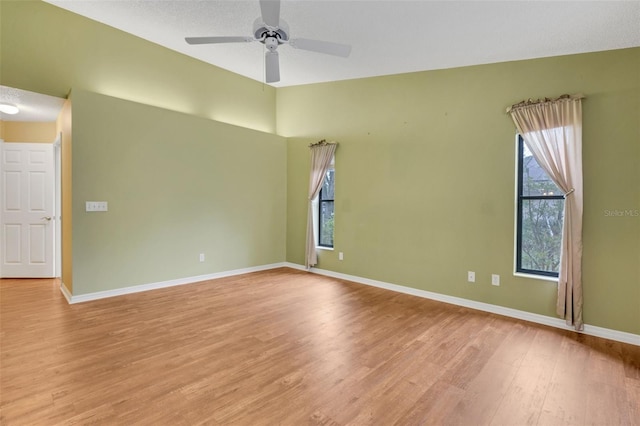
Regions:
[[253, 17, 289, 48]]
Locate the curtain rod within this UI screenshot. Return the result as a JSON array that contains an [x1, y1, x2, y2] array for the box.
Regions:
[[506, 93, 585, 114], [309, 139, 337, 148]]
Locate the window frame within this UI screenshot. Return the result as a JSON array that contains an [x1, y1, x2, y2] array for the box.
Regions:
[[317, 167, 335, 248], [515, 135, 564, 279]]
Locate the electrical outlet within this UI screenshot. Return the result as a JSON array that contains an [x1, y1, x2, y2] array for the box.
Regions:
[[467, 271, 475, 282], [199, 253, 205, 262], [492, 274, 500, 286], [339, 252, 344, 261]]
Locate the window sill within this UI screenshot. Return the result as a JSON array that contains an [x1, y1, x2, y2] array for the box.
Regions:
[[316, 246, 334, 251], [514, 272, 558, 283]]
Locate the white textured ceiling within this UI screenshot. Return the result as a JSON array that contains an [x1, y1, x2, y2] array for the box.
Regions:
[[0, 86, 66, 123], [44, 0, 640, 87]]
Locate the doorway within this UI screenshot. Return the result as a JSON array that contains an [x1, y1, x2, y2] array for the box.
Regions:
[[0, 86, 66, 278]]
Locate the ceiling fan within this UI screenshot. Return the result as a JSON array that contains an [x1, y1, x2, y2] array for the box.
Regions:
[[185, 0, 352, 83]]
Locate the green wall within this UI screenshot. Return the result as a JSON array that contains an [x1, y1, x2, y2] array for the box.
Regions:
[[279, 48, 640, 335], [0, 0, 276, 133], [1, 0, 284, 296], [71, 90, 286, 295]]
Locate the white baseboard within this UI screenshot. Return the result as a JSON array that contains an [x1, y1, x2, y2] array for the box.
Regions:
[[57, 261, 639, 346], [284, 262, 640, 347], [60, 281, 72, 303], [61, 262, 287, 304]]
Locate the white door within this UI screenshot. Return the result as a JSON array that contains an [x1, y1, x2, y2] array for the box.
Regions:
[[0, 142, 55, 278]]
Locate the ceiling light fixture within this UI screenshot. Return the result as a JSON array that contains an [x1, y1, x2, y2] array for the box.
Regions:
[[0, 102, 20, 115]]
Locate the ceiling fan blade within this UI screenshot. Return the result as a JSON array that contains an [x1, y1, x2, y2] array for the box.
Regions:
[[185, 36, 253, 45], [289, 38, 352, 58], [265, 50, 280, 83], [260, 0, 281, 28]]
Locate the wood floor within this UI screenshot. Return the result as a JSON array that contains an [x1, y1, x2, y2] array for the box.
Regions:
[[1, 268, 638, 425]]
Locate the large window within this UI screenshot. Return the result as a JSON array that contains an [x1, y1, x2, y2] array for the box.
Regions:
[[516, 135, 564, 277], [318, 168, 335, 248]]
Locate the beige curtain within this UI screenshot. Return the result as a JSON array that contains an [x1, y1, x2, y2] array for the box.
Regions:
[[508, 94, 584, 330], [306, 140, 337, 269]]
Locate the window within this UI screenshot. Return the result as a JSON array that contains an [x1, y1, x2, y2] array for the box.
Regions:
[[516, 135, 564, 277], [318, 167, 335, 248]]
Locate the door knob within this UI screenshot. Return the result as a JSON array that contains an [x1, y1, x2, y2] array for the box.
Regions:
[[41, 216, 52, 221]]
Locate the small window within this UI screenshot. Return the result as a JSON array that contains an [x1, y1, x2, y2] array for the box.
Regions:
[[516, 135, 564, 277], [318, 168, 335, 248]]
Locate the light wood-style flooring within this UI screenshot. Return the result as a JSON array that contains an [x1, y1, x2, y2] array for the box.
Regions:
[[1, 268, 638, 425]]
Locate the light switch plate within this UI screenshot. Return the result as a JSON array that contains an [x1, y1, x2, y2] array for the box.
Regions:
[[86, 201, 108, 212]]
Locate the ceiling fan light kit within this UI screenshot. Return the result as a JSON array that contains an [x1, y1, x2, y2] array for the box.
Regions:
[[185, 0, 351, 83]]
